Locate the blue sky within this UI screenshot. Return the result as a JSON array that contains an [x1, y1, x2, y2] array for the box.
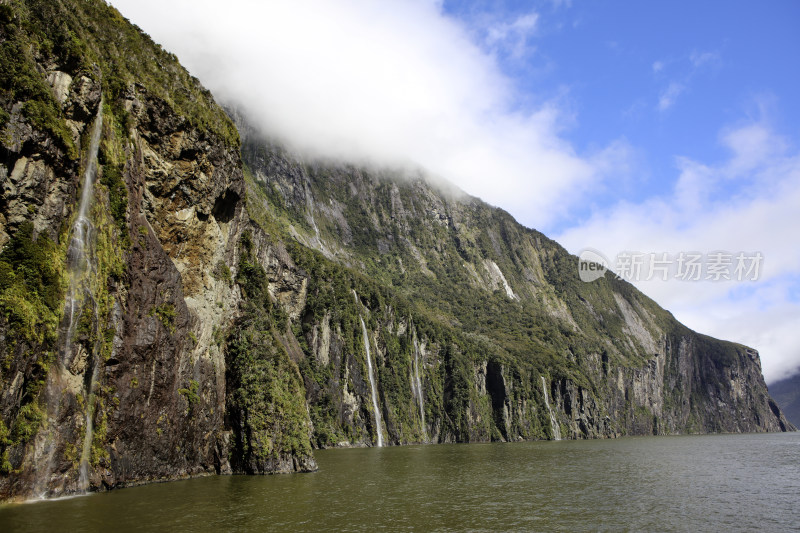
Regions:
[[111, 0, 800, 382], [441, 0, 800, 384], [444, 0, 800, 231]]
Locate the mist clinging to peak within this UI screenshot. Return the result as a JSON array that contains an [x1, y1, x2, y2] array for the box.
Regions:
[[109, 0, 617, 232]]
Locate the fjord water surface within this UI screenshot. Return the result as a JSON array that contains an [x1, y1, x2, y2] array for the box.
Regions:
[[2, 433, 798, 532]]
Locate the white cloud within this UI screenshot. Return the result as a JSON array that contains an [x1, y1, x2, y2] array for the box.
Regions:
[[653, 49, 720, 112], [485, 12, 539, 59], [658, 82, 685, 111], [557, 120, 800, 383], [106, 1, 799, 382], [109, 0, 615, 230], [721, 123, 787, 174], [690, 50, 720, 69]]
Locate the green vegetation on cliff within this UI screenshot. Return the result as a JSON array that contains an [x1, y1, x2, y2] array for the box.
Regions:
[[0, 222, 61, 470], [243, 165, 555, 445], [0, 0, 238, 148], [238, 132, 793, 444], [225, 230, 314, 470], [1, 0, 241, 494], [0, 222, 62, 345]]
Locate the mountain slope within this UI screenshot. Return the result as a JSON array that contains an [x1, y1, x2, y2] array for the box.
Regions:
[[769, 373, 800, 428], [0, 0, 792, 502], [234, 115, 794, 443], [0, 0, 310, 500]]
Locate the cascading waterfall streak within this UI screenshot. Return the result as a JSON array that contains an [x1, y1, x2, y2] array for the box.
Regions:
[[354, 290, 383, 447], [412, 337, 426, 440], [74, 99, 104, 492], [541, 376, 562, 441], [36, 99, 104, 497], [360, 317, 383, 447]]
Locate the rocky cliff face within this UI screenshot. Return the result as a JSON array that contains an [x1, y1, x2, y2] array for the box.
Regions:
[[236, 121, 794, 446], [0, 0, 312, 501], [0, 0, 792, 502]]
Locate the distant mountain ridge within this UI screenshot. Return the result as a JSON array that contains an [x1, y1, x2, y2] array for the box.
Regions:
[[769, 373, 800, 428]]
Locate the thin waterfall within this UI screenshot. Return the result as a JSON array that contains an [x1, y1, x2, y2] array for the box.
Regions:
[[541, 376, 562, 441], [304, 178, 327, 255], [360, 317, 383, 447], [412, 337, 426, 440], [77, 344, 101, 491], [34, 99, 104, 498], [71, 100, 104, 492], [63, 98, 103, 364], [353, 290, 383, 447]]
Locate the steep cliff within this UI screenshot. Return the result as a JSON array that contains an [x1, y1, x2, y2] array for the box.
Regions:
[[0, 0, 792, 502], [0, 0, 312, 501], [236, 125, 794, 448]]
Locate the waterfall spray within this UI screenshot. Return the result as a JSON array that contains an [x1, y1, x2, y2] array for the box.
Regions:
[[34, 99, 104, 497], [62, 98, 104, 365], [354, 290, 383, 447], [360, 317, 383, 447], [304, 179, 327, 255], [412, 337, 427, 440], [74, 99, 104, 492], [541, 376, 562, 441]]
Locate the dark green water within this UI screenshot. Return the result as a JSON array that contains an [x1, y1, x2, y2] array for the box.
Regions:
[[2, 433, 799, 532]]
